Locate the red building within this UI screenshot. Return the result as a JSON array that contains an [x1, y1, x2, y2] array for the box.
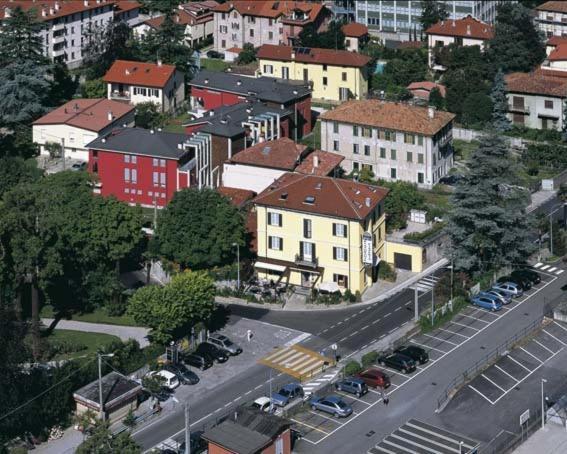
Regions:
[[189, 69, 312, 138], [87, 127, 196, 208]]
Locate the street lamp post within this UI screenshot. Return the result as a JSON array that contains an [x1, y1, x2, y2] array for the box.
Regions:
[[173, 398, 190, 454], [459, 441, 463, 454], [97, 352, 115, 421], [542, 378, 548, 430], [232, 242, 240, 291]]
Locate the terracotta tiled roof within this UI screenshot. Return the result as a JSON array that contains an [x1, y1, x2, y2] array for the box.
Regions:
[[407, 81, 446, 98], [397, 41, 424, 50], [548, 43, 567, 61], [505, 70, 567, 97], [537, 1, 567, 13], [0, 0, 115, 21], [320, 100, 455, 136], [257, 45, 370, 68], [103, 60, 177, 88], [226, 47, 243, 53], [33, 99, 134, 132], [115, 1, 140, 14], [213, 0, 324, 22], [217, 186, 255, 208], [144, 7, 212, 28], [230, 138, 307, 170], [426, 15, 493, 40], [342, 22, 368, 38], [547, 36, 567, 47], [295, 150, 343, 176], [253, 173, 388, 221]]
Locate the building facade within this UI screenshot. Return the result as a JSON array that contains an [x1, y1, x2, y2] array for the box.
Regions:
[[254, 173, 388, 294], [342, 22, 369, 52], [257, 45, 370, 102], [103, 60, 185, 113], [535, 1, 567, 38], [33, 98, 135, 162], [319, 101, 455, 188], [212, 0, 330, 52]]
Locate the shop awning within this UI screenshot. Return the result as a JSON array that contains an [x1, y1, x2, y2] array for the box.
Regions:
[[254, 261, 287, 273], [319, 282, 341, 293]]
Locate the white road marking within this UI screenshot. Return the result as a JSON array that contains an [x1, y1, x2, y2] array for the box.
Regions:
[[533, 262, 543, 268], [481, 373, 507, 392], [494, 365, 520, 382], [450, 320, 480, 331], [307, 410, 344, 424], [557, 269, 564, 275], [437, 327, 470, 338], [519, 347, 544, 363], [540, 265, 550, 271], [533, 339, 555, 354], [542, 329, 567, 346], [335, 391, 372, 405], [384, 312, 392, 317], [468, 384, 495, 404], [423, 334, 458, 346], [548, 267, 557, 273], [507, 355, 532, 372], [458, 313, 490, 323]]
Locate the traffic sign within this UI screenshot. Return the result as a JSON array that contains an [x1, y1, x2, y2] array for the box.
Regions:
[[520, 409, 530, 425]]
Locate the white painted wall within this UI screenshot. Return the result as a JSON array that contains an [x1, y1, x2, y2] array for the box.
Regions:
[[222, 163, 286, 193], [506, 93, 565, 130]]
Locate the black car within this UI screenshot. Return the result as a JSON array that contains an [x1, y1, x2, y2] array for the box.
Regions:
[[439, 174, 464, 186], [394, 345, 429, 365], [498, 274, 532, 291], [206, 50, 224, 59], [512, 268, 541, 285], [183, 352, 214, 370], [140, 387, 172, 403], [378, 353, 416, 374], [196, 342, 229, 363], [163, 363, 200, 385]]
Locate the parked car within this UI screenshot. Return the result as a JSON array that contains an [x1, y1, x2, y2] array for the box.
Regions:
[[148, 370, 180, 390], [512, 269, 541, 285], [439, 174, 464, 186], [183, 352, 214, 370], [140, 388, 172, 403], [251, 397, 272, 412], [471, 295, 502, 312], [356, 368, 390, 389], [70, 161, 87, 171], [206, 50, 224, 59], [334, 377, 368, 397], [163, 363, 199, 385], [207, 334, 242, 356], [483, 289, 511, 305], [394, 345, 429, 365], [378, 353, 417, 374], [498, 275, 532, 291], [196, 342, 229, 363], [309, 395, 353, 418], [271, 383, 304, 407], [492, 281, 523, 298]]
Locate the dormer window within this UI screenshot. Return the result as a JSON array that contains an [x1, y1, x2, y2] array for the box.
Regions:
[[304, 196, 315, 204]]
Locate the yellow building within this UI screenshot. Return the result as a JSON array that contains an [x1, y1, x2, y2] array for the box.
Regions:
[[253, 173, 389, 294], [256, 45, 371, 103]]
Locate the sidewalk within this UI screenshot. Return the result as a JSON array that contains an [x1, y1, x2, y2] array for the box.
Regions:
[[527, 189, 557, 213], [41, 318, 150, 347], [512, 424, 567, 454]]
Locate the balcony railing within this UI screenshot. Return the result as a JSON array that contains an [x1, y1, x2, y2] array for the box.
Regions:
[[294, 254, 318, 269], [508, 103, 530, 114], [110, 91, 131, 100]]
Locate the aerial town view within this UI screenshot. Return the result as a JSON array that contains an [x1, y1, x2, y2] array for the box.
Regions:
[[0, 0, 566, 453]]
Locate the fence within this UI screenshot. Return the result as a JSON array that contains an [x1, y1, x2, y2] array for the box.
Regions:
[[436, 316, 545, 412], [453, 127, 525, 148]]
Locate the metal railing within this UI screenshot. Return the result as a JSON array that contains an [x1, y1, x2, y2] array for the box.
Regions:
[[294, 254, 318, 269], [436, 316, 545, 412], [508, 103, 530, 113]]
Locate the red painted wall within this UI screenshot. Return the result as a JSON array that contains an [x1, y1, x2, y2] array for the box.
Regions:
[[185, 122, 206, 135], [191, 86, 246, 110], [207, 429, 291, 454]]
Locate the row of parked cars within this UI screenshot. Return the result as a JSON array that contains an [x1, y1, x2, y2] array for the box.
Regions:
[[471, 268, 541, 312]]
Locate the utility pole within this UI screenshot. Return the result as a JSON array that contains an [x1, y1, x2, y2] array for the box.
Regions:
[[431, 281, 435, 327], [414, 285, 419, 322], [542, 378, 547, 430], [97, 353, 114, 421], [61, 137, 66, 171], [185, 402, 190, 454], [450, 258, 454, 305], [233, 242, 240, 291], [550, 213, 554, 257]]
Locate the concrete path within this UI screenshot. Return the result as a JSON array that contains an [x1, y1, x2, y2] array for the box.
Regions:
[[512, 424, 567, 454], [527, 189, 557, 213], [41, 318, 150, 348]]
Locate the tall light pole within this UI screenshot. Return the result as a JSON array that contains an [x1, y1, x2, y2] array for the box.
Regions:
[[232, 242, 240, 291], [173, 397, 190, 454], [541, 378, 548, 430], [97, 352, 115, 421], [459, 441, 463, 454]]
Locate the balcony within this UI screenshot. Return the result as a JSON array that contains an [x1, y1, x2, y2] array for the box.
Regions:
[[110, 90, 131, 101], [52, 46, 66, 57], [53, 33, 66, 44], [52, 22, 65, 32], [508, 103, 530, 114], [295, 254, 318, 269]]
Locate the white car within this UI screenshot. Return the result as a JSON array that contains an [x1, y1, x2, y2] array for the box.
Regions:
[[148, 370, 180, 390], [251, 397, 272, 412]]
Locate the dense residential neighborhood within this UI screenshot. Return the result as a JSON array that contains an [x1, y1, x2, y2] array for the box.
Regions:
[[0, 1, 566, 454]]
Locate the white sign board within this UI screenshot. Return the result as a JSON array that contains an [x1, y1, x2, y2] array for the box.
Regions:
[[520, 409, 530, 425], [362, 232, 373, 265]]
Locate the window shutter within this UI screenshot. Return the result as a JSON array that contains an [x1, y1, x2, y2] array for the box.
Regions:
[[279, 238, 283, 251], [303, 219, 308, 238], [300, 241, 304, 258], [332, 223, 336, 236], [312, 243, 316, 259], [344, 249, 348, 261], [333, 247, 337, 260], [269, 236, 273, 249], [278, 213, 282, 227]]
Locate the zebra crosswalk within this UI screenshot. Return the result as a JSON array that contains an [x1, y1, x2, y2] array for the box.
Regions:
[[409, 275, 440, 294], [259, 344, 335, 380], [533, 262, 564, 275]]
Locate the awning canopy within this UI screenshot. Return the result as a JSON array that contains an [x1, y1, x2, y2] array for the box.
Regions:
[[254, 261, 287, 273], [319, 282, 341, 293]]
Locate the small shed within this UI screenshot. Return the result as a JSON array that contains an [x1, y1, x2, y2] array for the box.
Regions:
[[73, 371, 142, 422]]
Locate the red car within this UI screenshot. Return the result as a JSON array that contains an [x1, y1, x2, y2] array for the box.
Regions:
[[356, 368, 391, 389]]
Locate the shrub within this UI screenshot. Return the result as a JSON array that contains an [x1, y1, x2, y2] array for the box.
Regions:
[[45, 339, 88, 359], [378, 262, 397, 282], [344, 289, 357, 303], [123, 408, 137, 429], [354, 291, 362, 302], [105, 295, 128, 317], [343, 360, 362, 376], [404, 222, 445, 242], [361, 351, 379, 367]]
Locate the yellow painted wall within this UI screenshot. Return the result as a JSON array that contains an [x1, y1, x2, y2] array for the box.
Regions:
[[384, 241, 424, 273], [258, 58, 369, 102], [255, 204, 385, 293]]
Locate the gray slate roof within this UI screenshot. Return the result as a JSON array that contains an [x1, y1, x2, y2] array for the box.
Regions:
[[87, 127, 188, 159], [190, 69, 311, 104], [73, 372, 141, 409]]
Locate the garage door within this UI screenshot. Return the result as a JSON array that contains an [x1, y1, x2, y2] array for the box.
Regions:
[[394, 253, 412, 270]]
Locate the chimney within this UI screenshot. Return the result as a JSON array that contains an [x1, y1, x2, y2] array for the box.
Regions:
[[204, 78, 209, 84], [107, 111, 113, 121], [365, 197, 371, 207], [41, 7, 47, 17], [125, 68, 130, 75], [451, 20, 455, 27], [209, 109, 215, 116], [54, 1, 60, 11], [84, 0, 89, 6], [466, 24, 471, 35], [157, 59, 162, 67], [313, 155, 319, 167], [102, 138, 106, 143], [428, 107, 435, 119], [4, 7, 11, 18], [177, 143, 183, 149], [236, 79, 242, 86], [49, 6, 54, 15], [291, 50, 296, 60]]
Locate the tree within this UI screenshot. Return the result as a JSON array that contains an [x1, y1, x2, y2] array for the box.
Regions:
[[446, 133, 534, 275], [134, 102, 169, 129], [429, 87, 445, 110], [461, 92, 493, 128], [419, 0, 449, 35], [488, 3, 545, 73], [128, 271, 216, 344], [298, 20, 345, 50], [236, 43, 257, 65], [76, 421, 141, 454], [48, 63, 78, 106], [83, 78, 107, 99], [357, 166, 376, 184], [0, 6, 45, 66], [0, 157, 41, 197], [141, 373, 166, 396], [156, 188, 246, 269], [490, 68, 512, 132], [123, 408, 137, 429], [377, 180, 425, 232]]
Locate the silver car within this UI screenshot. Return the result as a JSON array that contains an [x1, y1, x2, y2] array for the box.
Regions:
[[492, 282, 523, 298], [207, 334, 242, 355], [484, 289, 512, 305]]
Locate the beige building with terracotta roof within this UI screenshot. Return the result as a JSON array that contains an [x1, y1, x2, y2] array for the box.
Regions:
[[253, 172, 388, 293], [536, 1, 567, 38], [320, 101, 455, 188]]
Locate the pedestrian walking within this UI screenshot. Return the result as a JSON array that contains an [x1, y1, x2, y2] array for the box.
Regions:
[[383, 395, 390, 406], [247, 329, 253, 342]]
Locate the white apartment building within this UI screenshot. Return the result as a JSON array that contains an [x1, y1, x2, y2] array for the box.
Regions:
[[319, 101, 455, 188], [535, 1, 567, 38]]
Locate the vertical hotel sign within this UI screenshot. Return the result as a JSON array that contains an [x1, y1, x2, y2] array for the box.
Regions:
[[362, 232, 373, 265]]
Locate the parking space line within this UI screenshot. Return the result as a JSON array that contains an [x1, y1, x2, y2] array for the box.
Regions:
[[423, 334, 458, 346], [543, 329, 567, 346], [540, 265, 550, 270], [308, 410, 344, 424], [494, 365, 519, 382], [507, 355, 532, 372], [437, 327, 470, 339], [458, 313, 490, 323], [534, 339, 555, 354], [519, 347, 544, 363], [450, 320, 480, 331], [481, 374, 507, 392], [373, 365, 411, 379], [553, 321, 567, 334], [335, 391, 372, 405], [290, 419, 330, 434], [410, 340, 447, 353], [468, 384, 495, 404]]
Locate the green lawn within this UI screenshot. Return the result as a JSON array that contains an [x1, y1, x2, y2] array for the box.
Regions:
[[453, 139, 478, 163], [46, 329, 121, 361], [300, 120, 321, 149], [164, 112, 191, 134], [41, 305, 139, 327], [201, 59, 230, 72]]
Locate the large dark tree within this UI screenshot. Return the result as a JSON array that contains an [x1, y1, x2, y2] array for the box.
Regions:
[[76, 421, 141, 454], [490, 68, 512, 132], [298, 20, 345, 50], [419, 0, 449, 35], [488, 3, 545, 73], [0, 6, 45, 65], [156, 188, 246, 269]]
